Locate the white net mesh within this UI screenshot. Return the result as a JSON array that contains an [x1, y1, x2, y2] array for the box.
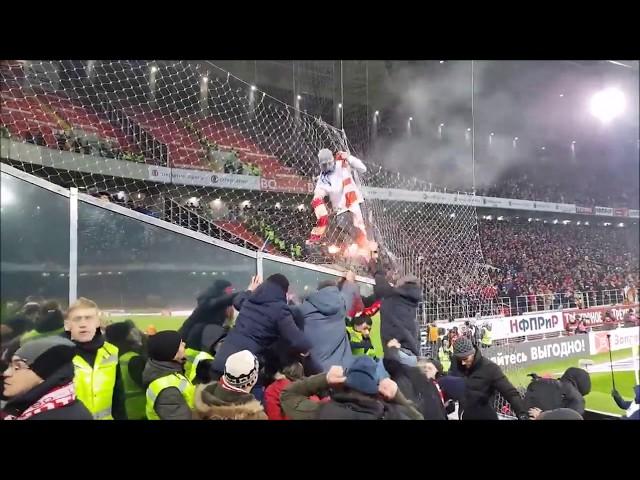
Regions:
[[2, 59, 526, 417], [1, 60, 489, 289]]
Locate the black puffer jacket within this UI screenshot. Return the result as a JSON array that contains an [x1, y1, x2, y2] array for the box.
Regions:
[[1, 364, 93, 420], [178, 280, 237, 353], [559, 367, 591, 415], [455, 347, 527, 420], [383, 347, 447, 420], [374, 267, 421, 356]]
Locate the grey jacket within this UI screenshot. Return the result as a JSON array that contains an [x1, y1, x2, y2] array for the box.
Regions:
[[142, 359, 193, 420], [298, 286, 353, 372]]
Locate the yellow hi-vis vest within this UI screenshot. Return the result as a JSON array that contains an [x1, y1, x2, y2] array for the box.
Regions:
[[73, 342, 119, 420], [145, 373, 195, 420], [20, 327, 65, 346], [119, 351, 146, 420], [184, 347, 214, 383], [438, 348, 451, 373], [346, 326, 376, 358], [481, 328, 492, 346]]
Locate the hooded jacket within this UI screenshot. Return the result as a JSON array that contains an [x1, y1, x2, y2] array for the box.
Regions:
[[559, 367, 591, 415], [142, 359, 194, 420], [374, 268, 421, 356], [194, 381, 267, 420], [179, 280, 236, 352], [211, 280, 311, 375], [298, 286, 353, 371]]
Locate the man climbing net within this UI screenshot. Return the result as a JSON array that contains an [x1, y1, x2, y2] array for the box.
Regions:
[[306, 148, 377, 260]]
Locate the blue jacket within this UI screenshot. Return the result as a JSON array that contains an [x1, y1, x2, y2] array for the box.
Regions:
[[211, 280, 311, 374], [298, 286, 353, 372]]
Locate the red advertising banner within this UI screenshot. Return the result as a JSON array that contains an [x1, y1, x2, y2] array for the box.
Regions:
[[563, 304, 639, 327], [260, 174, 314, 194], [614, 208, 629, 217], [576, 206, 593, 214]]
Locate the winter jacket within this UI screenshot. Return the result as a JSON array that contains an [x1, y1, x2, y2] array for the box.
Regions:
[[298, 286, 353, 371], [374, 268, 421, 356], [142, 359, 194, 420], [178, 280, 237, 352], [383, 347, 447, 420], [211, 280, 311, 374], [67, 331, 127, 420], [559, 367, 591, 415], [455, 347, 527, 420], [194, 381, 267, 420], [612, 385, 640, 418], [1, 363, 93, 420], [280, 372, 423, 420], [263, 376, 325, 420]]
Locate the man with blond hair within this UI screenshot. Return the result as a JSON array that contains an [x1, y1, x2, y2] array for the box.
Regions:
[[65, 297, 126, 420]]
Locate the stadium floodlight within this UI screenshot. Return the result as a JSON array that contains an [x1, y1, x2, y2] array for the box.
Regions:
[[590, 87, 626, 124]]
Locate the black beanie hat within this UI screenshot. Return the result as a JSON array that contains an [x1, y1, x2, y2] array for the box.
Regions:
[[14, 337, 76, 380], [267, 273, 289, 293], [105, 321, 134, 344], [148, 330, 182, 361]]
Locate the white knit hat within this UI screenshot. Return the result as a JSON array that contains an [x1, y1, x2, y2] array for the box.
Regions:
[[224, 350, 259, 388]]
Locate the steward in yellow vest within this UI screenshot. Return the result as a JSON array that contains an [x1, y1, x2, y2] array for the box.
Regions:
[[65, 297, 126, 420], [105, 321, 147, 420], [143, 330, 195, 420], [346, 316, 377, 359]]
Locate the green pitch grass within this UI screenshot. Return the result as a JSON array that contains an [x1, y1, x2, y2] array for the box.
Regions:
[[108, 315, 186, 332]]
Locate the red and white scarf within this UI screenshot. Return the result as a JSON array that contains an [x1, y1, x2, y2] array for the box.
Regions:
[[3, 382, 76, 420]]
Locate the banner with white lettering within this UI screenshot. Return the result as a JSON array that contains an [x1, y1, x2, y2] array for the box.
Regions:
[[588, 327, 640, 355], [563, 304, 638, 327], [484, 335, 590, 368], [487, 311, 564, 340]]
